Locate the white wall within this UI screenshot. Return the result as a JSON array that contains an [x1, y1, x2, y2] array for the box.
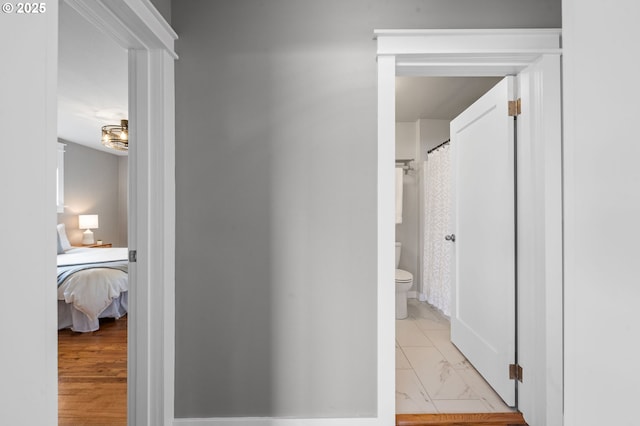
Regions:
[[57, 141, 128, 247], [0, 3, 58, 425], [562, 1, 640, 425], [396, 122, 419, 159]]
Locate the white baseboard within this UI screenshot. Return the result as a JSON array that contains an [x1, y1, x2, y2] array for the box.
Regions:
[[174, 417, 382, 426], [407, 290, 418, 299]]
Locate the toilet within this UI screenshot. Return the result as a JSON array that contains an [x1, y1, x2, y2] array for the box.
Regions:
[[395, 242, 413, 319]]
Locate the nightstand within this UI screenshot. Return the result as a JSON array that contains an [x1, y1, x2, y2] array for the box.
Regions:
[[84, 243, 112, 248]]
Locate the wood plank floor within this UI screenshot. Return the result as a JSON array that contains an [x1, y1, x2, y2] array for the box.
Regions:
[[396, 412, 528, 426], [58, 317, 127, 426]]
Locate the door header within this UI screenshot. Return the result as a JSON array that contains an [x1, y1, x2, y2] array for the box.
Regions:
[[374, 28, 561, 76]]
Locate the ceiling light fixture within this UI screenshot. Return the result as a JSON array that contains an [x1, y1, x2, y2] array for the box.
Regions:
[[101, 119, 128, 151]]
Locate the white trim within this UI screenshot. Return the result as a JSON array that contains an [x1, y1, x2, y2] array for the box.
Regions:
[[174, 418, 383, 426], [57, 142, 66, 213], [62, 1, 177, 425], [377, 55, 397, 426], [518, 55, 562, 425], [514, 54, 564, 426], [375, 28, 561, 77], [65, 0, 178, 58], [538, 55, 564, 426], [160, 48, 177, 426], [376, 29, 562, 424]]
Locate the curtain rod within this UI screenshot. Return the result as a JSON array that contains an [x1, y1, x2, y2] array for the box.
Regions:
[[427, 139, 450, 155]]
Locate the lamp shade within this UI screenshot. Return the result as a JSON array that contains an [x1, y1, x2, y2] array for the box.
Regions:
[[78, 214, 99, 230]]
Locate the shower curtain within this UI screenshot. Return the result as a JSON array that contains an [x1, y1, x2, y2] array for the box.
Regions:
[[423, 144, 452, 316]]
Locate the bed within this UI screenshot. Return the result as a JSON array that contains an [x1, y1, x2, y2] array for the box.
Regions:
[[57, 224, 128, 332]]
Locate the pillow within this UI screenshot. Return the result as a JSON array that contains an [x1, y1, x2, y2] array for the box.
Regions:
[[57, 232, 64, 254], [57, 223, 72, 251]]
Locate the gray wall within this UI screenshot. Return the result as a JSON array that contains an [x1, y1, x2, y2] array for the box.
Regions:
[[172, 0, 561, 419], [117, 156, 128, 246], [58, 141, 127, 247], [150, 0, 171, 24]]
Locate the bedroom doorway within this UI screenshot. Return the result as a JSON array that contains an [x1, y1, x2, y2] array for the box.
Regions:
[[56, 1, 177, 425], [57, 3, 130, 423]]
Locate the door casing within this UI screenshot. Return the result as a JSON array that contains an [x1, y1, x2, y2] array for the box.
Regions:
[[376, 29, 563, 425], [62, 1, 177, 425]]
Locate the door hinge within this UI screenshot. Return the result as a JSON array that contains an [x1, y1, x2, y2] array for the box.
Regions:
[[509, 363, 523, 382], [508, 98, 521, 116], [129, 250, 137, 263]]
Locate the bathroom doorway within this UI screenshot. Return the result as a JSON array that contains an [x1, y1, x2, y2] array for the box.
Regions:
[[394, 75, 510, 414], [376, 29, 563, 424]]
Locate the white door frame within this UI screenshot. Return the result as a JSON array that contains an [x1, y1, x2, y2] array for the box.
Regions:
[[376, 29, 563, 425], [63, 1, 177, 425]]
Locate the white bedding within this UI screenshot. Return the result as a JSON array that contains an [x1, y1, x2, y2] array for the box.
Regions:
[[57, 247, 129, 332], [58, 293, 128, 332], [57, 246, 128, 266]]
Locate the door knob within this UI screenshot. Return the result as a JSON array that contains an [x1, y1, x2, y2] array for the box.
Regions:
[[445, 234, 456, 242]]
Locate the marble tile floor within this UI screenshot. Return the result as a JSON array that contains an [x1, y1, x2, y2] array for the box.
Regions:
[[396, 299, 514, 414]]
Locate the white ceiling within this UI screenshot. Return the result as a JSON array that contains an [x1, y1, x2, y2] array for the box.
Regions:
[[58, 5, 500, 156], [396, 76, 502, 122], [58, 2, 128, 156]]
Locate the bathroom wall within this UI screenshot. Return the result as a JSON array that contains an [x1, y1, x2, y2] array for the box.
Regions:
[[419, 119, 451, 159], [396, 120, 450, 297], [396, 122, 420, 293]]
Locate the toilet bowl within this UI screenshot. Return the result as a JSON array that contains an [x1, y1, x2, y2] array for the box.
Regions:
[[395, 242, 414, 319]]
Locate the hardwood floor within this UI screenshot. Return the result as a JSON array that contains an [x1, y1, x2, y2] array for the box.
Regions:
[[58, 316, 525, 426], [58, 317, 127, 426], [396, 412, 528, 426]]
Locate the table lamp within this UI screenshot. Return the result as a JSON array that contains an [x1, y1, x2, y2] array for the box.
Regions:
[[78, 214, 99, 245]]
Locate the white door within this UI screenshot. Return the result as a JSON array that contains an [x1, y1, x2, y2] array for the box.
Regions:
[[449, 76, 516, 406]]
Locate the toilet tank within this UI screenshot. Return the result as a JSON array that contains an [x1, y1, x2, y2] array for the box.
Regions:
[[395, 242, 401, 268]]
